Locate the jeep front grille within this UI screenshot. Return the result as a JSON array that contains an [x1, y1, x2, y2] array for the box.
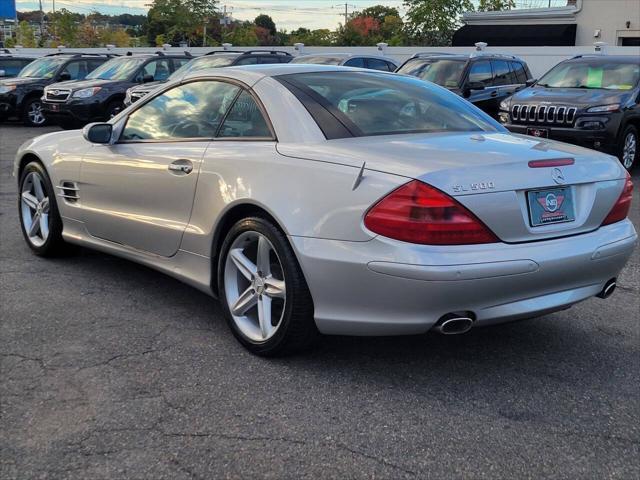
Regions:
[[511, 104, 577, 126]]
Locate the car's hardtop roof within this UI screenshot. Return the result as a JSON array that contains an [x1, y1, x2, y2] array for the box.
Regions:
[[181, 63, 395, 84]]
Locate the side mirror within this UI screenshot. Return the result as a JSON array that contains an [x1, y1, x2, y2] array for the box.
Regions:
[[0, 70, 6, 77], [142, 74, 154, 83], [83, 122, 113, 144], [525, 78, 537, 87], [58, 72, 71, 82]]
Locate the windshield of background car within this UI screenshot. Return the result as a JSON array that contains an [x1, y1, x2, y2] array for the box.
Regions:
[[280, 71, 499, 137], [537, 60, 640, 90], [397, 58, 466, 88], [18, 57, 67, 78], [290, 56, 345, 65], [86, 57, 146, 81], [168, 55, 237, 81]]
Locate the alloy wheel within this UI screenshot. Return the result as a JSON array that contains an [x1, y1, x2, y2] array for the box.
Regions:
[[622, 131, 636, 169], [28, 101, 46, 126], [20, 171, 50, 247], [224, 231, 286, 342]]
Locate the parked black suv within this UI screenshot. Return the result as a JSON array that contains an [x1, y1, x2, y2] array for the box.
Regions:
[[0, 53, 114, 126], [500, 55, 640, 170], [0, 49, 35, 79], [396, 52, 532, 119], [124, 50, 292, 106], [42, 51, 193, 128]]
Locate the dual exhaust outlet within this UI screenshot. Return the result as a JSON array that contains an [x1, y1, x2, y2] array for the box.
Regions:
[[433, 278, 616, 335]]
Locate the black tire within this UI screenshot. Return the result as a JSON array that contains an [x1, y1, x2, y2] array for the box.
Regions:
[[22, 97, 47, 127], [105, 100, 123, 120], [619, 124, 638, 171], [18, 161, 74, 257], [218, 216, 317, 356]]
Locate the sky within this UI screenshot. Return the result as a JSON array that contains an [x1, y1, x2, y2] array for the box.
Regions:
[[14, 0, 567, 31]]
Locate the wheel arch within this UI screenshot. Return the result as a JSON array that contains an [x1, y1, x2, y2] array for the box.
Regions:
[[209, 201, 294, 296], [17, 152, 45, 180]]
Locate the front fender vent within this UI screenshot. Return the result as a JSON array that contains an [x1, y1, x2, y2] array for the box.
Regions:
[[56, 182, 79, 203]]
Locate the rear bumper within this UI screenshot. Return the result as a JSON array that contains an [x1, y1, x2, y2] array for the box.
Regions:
[[291, 220, 637, 336]]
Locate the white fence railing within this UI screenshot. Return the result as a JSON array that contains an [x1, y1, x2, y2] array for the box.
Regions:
[[6, 45, 640, 78]]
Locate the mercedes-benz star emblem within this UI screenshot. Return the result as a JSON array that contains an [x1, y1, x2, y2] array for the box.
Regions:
[[551, 168, 565, 185]]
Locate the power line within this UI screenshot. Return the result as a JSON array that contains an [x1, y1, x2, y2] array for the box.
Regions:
[[334, 3, 355, 26]]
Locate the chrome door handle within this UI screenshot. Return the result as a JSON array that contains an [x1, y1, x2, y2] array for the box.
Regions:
[[168, 160, 193, 175]]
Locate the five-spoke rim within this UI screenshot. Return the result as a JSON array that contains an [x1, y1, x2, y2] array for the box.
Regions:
[[623, 132, 636, 169], [21, 171, 50, 247], [224, 231, 286, 342], [28, 101, 46, 126]]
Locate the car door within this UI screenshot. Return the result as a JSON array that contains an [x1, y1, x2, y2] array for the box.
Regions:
[[491, 59, 519, 109], [465, 59, 497, 115], [80, 79, 242, 257]]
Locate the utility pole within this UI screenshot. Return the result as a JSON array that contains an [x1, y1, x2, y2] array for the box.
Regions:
[[335, 3, 355, 26], [38, 0, 44, 44]]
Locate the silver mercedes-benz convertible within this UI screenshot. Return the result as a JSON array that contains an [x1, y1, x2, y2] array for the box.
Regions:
[[14, 64, 637, 355]]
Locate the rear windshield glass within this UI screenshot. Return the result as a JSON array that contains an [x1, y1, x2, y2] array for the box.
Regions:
[[279, 71, 499, 138], [538, 60, 640, 90], [169, 55, 237, 80], [86, 57, 146, 81], [290, 56, 345, 65], [397, 58, 466, 88], [18, 57, 67, 78]]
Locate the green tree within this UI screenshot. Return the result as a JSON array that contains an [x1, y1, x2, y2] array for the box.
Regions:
[[146, 0, 217, 46], [477, 0, 516, 11], [50, 9, 78, 46], [254, 14, 276, 36], [403, 0, 474, 45], [359, 5, 401, 24], [16, 21, 37, 47]]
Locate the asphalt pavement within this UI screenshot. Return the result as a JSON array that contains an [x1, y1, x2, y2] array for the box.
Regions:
[[1, 124, 639, 479]]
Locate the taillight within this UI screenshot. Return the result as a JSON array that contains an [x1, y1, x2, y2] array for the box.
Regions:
[[602, 173, 633, 226], [364, 180, 498, 245]]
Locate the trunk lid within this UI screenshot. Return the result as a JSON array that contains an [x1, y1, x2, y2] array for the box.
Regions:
[[277, 132, 627, 243]]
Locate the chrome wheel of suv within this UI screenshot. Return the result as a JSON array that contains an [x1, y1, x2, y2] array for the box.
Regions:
[[26, 100, 46, 126], [622, 130, 637, 170]]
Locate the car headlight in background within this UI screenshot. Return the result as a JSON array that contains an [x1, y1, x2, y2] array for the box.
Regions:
[[0, 84, 17, 94], [586, 104, 620, 113], [72, 87, 102, 98], [499, 98, 510, 111]]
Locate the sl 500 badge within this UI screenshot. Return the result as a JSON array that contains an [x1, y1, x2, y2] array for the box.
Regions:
[[452, 182, 495, 193]]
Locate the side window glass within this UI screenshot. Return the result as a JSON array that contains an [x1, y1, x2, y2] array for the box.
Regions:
[[344, 57, 366, 68], [492, 60, 512, 86], [88, 59, 105, 73], [173, 58, 190, 70], [234, 56, 258, 66], [61, 60, 89, 80], [468, 60, 493, 86], [366, 58, 390, 71], [386, 61, 397, 72], [218, 90, 272, 138], [121, 81, 240, 141], [258, 56, 278, 64], [0, 60, 26, 76], [141, 59, 171, 81], [511, 62, 528, 83]]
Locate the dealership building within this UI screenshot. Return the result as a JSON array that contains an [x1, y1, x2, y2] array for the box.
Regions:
[[455, 0, 640, 47]]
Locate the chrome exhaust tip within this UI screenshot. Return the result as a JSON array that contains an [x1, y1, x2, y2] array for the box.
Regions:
[[433, 313, 475, 335], [597, 279, 617, 299]]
